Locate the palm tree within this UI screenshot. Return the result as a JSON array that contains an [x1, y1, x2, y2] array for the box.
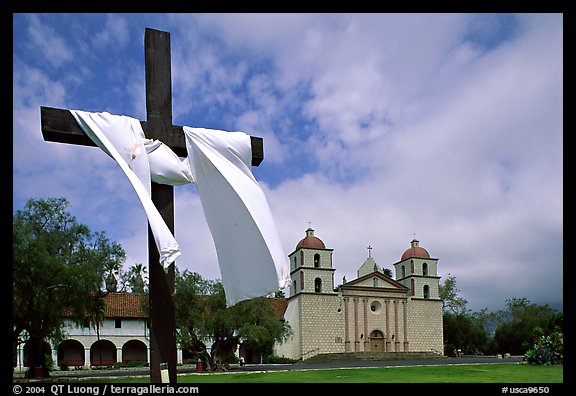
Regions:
[[94, 231, 125, 293], [87, 295, 107, 366], [128, 263, 148, 293], [105, 271, 118, 292]]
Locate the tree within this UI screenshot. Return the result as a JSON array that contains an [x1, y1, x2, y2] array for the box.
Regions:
[[121, 263, 148, 293], [174, 269, 291, 371], [91, 231, 126, 292], [443, 312, 487, 356], [234, 297, 292, 364], [174, 270, 216, 367], [86, 296, 107, 366], [493, 298, 562, 355], [468, 307, 503, 354], [438, 274, 495, 355], [13, 197, 125, 377], [439, 273, 468, 315]]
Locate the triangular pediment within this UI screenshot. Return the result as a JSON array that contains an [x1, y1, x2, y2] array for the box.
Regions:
[[342, 271, 408, 291]]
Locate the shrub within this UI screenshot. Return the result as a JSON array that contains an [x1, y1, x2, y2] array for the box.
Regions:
[[524, 330, 563, 365]]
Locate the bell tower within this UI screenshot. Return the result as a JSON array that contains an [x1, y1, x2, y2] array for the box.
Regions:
[[288, 228, 335, 295], [392, 238, 444, 354], [394, 238, 440, 300]]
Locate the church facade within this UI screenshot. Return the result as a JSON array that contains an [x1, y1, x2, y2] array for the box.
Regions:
[[275, 228, 444, 360]]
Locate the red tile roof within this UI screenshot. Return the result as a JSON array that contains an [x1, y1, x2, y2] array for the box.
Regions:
[[267, 297, 288, 320], [102, 292, 147, 319], [401, 239, 431, 261], [295, 228, 326, 250]]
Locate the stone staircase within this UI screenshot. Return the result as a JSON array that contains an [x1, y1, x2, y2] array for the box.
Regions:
[[301, 351, 447, 363]]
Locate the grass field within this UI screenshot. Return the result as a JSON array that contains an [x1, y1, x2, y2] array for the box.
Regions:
[[107, 363, 562, 383]]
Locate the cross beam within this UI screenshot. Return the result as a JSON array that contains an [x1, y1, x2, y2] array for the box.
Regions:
[[40, 28, 265, 383], [40, 106, 264, 166]]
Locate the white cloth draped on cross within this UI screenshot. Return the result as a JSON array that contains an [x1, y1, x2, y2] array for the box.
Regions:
[[70, 110, 289, 307]]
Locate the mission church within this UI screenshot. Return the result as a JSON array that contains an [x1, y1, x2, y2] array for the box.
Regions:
[[274, 228, 444, 360]]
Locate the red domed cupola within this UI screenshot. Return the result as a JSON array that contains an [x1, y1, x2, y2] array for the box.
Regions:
[[401, 239, 430, 261], [296, 228, 326, 250]]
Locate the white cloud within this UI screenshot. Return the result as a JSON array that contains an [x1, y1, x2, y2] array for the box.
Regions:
[[13, 13, 563, 313], [24, 14, 73, 69], [91, 14, 131, 49]]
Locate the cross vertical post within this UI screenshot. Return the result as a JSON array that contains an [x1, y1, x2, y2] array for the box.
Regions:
[[144, 28, 178, 384]]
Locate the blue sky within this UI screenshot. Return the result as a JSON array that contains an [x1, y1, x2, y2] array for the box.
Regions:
[[12, 13, 563, 312]]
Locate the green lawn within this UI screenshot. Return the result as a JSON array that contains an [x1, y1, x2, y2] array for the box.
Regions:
[[109, 363, 562, 383]]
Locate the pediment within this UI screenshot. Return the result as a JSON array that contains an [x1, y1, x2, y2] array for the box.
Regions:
[[342, 271, 408, 291]]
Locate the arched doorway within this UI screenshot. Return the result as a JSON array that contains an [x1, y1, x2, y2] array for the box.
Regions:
[[90, 340, 117, 367], [57, 339, 85, 367], [22, 340, 51, 367], [122, 340, 148, 365], [370, 330, 385, 352]]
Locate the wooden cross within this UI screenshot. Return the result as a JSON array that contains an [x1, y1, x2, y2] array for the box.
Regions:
[[40, 28, 264, 383]]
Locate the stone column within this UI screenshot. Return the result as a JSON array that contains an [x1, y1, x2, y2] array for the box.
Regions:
[[51, 350, 58, 370], [344, 297, 351, 352], [353, 298, 360, 352], [385, 300, 391, 352], [394, 300, 400, 352], [362, 298, 369, 351], [177, 347, 183, 365]]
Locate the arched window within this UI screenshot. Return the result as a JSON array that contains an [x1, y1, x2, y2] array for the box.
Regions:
[[401, 265, 406, 278], [423, 285, 430, 299], [314, 278, 322, 293], [314, 253, 321, 268], [422, 262, 428, 276], [410, 278, 415, 296], [293, 280, 297, 294]]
